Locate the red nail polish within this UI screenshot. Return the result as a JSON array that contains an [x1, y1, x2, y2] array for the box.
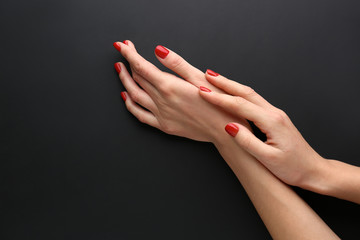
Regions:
[[114, 63, 121, 73], [207, 69, 219, 77], [121, 92, 127, 101], [199, 86, 211, 92], [155, 45, 169, 59], [225, 123, 239, 137], [113, 42, 121, 51], [123, 40, 128, 45]]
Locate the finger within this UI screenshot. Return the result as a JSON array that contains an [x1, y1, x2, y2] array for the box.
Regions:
[[127, 63, 158, 96], [115, 62, 158, 113], [121, 92, 161, 129], [199, 87, 273, 131], [131, 70, 158, 96], [224, 122, 278, 161], [120, 41, 159, 94], [154, 45, 204, 83], [123, 40, 138, 52], [205, 70, 275, 110], [114, 41, 166, 87]]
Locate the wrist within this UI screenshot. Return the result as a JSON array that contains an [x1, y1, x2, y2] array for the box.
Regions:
[[309, 159, 360, 203], [299, 156, 335, 196], [212, 133, 250, 165], [209, 126, 230, 147]]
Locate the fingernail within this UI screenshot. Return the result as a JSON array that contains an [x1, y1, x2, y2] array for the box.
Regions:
[[113, 42, 121, 51], [155, 45, 169, 59], [121, 91, 127, 102], [114, 62, 121, 73], [123, 40, 128, 45], [206, 69, 219, 77], [199, 86, 211, 92], [225, 123, 239, 137]]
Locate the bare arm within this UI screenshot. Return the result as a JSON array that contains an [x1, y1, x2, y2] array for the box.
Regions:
[[214, 138, 339, 240], [199, 72, 360, 204], [113, 40, 340, 239], [308, 159, 360, 204]]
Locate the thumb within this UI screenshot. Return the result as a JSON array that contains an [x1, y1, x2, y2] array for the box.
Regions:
[[225, 122, 276, 161]]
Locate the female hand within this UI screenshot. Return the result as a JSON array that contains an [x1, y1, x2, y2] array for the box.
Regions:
[[113, 40, 249, 143], [198, 72, 329, 190]]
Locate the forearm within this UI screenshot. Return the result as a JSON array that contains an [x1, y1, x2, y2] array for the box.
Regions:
[[214, 138, 339, 240], [307, 159, 360, 204]]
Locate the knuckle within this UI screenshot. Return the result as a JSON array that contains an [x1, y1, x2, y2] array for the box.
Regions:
[[132, 61, 150, 78], [243, 86, 256, 97], [160, 122, 174, 134], [240, 134, 252, 150], [133, 61, 144, 74], [277, 109, 288, 118], [130, 91, 140, 103], [158, 82, 173, 95], [137, 115, 147, 124], [133, 61, 152, 79], [132, 73, 141, 83], [271, 111, 287, 125], [169, 56, 184, 70], [234, 96, 246, 106]]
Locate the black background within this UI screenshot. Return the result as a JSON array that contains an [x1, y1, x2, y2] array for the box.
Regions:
[[1, 0, 360, 239]]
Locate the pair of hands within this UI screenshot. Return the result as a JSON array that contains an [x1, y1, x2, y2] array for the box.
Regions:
[[113, 40, 326, 189]]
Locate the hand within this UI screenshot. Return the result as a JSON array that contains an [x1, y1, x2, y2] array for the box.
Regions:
[[113, 40, 249, 143], [199, 72, 329, 189], [113, 42, 342, 238]]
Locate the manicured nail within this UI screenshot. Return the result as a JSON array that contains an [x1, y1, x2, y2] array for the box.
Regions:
[[225, 123, 239, 137], [206, 69, 219, 77], [123, 40, 128, 45], [199, 86, 211, 92], [114, 62, 121, 73], [113, 42, 121, 51], [121, 91, 127, 102], [155, 45, 169, 59]]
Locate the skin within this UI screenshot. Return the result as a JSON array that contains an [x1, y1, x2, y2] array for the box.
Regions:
[[113, 40, 340, 239], [116, 41, 249, 142], [199, 73, 360, 204]]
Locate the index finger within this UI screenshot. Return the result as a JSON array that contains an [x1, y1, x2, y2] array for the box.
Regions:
[[199, 88, 273, 132], [154, 45, 203, 82], [204, 71, 276, 110], [114, 41, 166, 87]]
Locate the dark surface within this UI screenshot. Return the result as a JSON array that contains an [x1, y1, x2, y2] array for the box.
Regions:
[[1, 0, 360, 239]]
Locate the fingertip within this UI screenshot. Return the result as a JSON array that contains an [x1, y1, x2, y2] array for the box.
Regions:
[[155, 45, 169, 59], [114, 62, 121, 74], [225, 123, 239, 137], [124, 40, 137, 50], [113, 41, 121, 52], [204, 70, 219, 84], [199, 86, 212, 93], [121, 91, 127, 102], [198, 86, 214, 101], [206, 69, 219, 77]]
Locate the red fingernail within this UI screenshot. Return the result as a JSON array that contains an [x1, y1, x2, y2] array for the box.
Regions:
[[207, 69, 219, 77], [155, 45, 169, 59], [199, 86, 211, 92], [114, 62, 121, 73], [113, 42, 121, 51], [225, 123, 239, 137], [123, 40, 128, 45], [121, 91, 127, 102]]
